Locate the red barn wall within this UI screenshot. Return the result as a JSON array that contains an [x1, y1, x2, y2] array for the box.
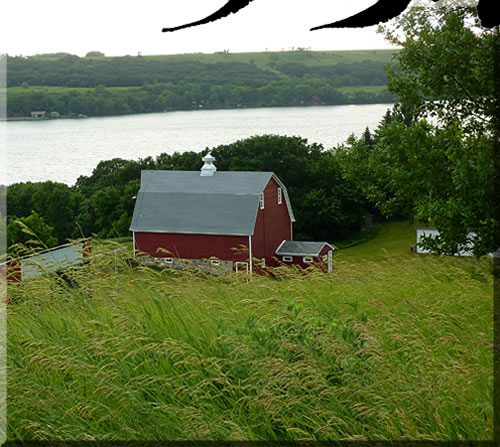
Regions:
[[134, 232, 250, 262], [252, 178, 293, 267]]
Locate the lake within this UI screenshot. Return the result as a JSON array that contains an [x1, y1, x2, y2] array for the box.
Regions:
[[4, 104, 392, 186]]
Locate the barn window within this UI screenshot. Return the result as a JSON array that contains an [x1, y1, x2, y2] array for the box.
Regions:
[[303, 256, 314, 263], [278, 187, 282, 205], [165, 257, 174, 264], [211, 259, 220, 266], [261, 258, 265, 267], [322, 254, 328, 261], [283, 256, 293, 262], [236, 262, 248, 273], [260, 192, 264, 210]]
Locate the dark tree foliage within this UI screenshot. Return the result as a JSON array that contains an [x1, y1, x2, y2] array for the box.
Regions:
[[7, 81, 394, 118], [276, 60, 388, 86], [6, 57, 280, 88], [85, 51, 105, 57]]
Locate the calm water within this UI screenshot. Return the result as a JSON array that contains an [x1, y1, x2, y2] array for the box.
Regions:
[[4, 104, 392, 186]]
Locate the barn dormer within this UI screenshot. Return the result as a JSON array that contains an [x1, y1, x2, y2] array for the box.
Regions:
[[200, 154, 217, 176]]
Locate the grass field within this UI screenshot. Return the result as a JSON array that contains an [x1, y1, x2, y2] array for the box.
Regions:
[[6, 221, 493, 440]]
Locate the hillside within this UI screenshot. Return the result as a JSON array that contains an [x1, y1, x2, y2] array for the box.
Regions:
[[7, 220, 493, 440], [8, 49, 397, 87], [6, 50, 397, 117]]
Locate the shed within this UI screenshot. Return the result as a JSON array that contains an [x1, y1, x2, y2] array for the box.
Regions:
[[276, 240, 335, 272], [415, 227, 500, 257], [416, 227, 476, 256], [1, 240, 91, 282]]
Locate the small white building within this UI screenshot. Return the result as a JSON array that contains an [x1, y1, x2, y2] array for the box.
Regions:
[[31, 111, 46, 119], [415, 227, 476, 257]]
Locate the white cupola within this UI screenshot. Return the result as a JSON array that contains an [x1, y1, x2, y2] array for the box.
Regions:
[[200, 153, 217, 176]]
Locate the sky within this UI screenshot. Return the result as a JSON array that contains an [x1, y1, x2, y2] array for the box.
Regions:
[[1, 0, 401, 57]]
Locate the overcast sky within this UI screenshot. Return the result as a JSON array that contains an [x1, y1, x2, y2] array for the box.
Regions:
[[1, 0, 402, 57]]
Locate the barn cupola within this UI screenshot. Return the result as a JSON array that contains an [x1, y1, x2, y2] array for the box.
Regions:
[[200, 153, 217, 176]]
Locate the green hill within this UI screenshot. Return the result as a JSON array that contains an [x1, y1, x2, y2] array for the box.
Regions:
[[6, 50, 397, 117], [10, 49, 397, 87]]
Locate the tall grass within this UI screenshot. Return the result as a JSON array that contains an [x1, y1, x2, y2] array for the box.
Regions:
[[7, 245, 493, 440]]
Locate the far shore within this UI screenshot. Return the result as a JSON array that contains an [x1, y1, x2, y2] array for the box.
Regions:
[[2, 116, 87, 121], [3, 117, 35, 121]]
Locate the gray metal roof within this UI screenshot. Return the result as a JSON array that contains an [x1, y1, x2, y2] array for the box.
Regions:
[[139, 170, 273, 194], [276, 240, 335, 257], [130, 170, 294, 236]]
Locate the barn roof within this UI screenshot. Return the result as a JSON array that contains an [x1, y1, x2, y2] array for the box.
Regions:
[[275, 240, 335, 257], [130, 170, 295, 236]]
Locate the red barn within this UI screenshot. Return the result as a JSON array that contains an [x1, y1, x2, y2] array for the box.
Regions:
[[130, 154, 333, 272]]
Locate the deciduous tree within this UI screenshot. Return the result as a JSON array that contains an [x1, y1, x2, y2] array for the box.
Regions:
[[340, 2, 498, 255]]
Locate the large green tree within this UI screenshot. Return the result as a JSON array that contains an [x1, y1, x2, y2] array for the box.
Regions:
[[341, 2, 498, 256], [381, 1, 496, 132]]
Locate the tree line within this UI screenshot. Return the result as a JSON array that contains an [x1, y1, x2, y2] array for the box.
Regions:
[[7, 81, 394, 118]]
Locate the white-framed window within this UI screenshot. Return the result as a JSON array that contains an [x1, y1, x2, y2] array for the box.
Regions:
[[303, 256, 314, 263], [261, 258, 266, 267], [165, 257, 174, 264], [283, 256, 293, 262], [260, 192, 264, 210], [235, 261, 248, 273], [211, 259, 220, 266], [322, 254, 328, 261], [278, 187, 282, 205]]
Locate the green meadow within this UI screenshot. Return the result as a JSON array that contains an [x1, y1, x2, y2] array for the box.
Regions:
[[6, 221, 493, 440]]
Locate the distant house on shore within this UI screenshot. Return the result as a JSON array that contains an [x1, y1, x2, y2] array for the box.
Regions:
[[130, 154, 334, 273], [30, 111, 46, 119]]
